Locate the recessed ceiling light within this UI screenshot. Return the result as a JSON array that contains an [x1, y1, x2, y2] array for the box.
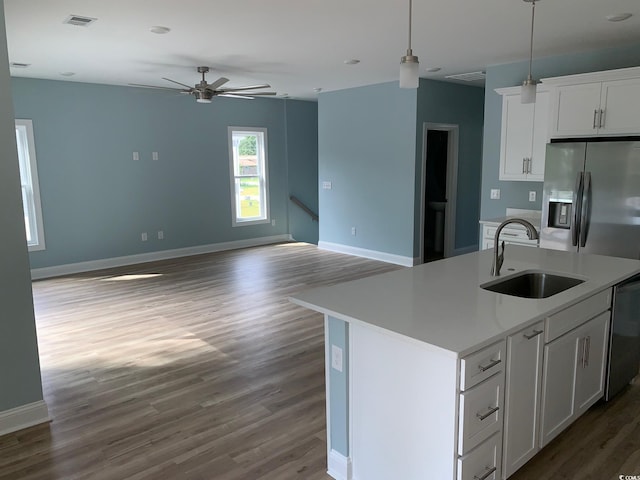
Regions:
[[313, 87, 322, 93], [344, 59, 360, 65], [60, 72, 75, 77], [606, 13, 632, 22], [425, 67, 441, 73], [280, 93, 290, 98], [10, 62, 30, 68], [150, 25, 171, 34], [63, 15, 97, 27]]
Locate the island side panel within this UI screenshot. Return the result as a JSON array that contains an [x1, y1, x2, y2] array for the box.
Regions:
[[349, 322, 459, 480]]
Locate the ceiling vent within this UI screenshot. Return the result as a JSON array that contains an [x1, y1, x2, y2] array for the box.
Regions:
[[63, 15, 98, 27], [444, 71, 486, 82], [10, 62, 30, 68]]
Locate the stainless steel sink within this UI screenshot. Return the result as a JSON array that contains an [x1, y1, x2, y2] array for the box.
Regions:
[[481, 271, 585, 299]]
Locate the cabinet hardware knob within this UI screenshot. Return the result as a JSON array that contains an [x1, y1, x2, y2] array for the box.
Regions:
[[523, 329, 544, 340], [476, 405, 500, 421], [478, 358, 501, 372], [474, 466, 497, 480]]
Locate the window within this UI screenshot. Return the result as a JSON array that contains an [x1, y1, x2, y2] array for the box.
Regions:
[[15, 119, 45, 251], [228, 127, 270, 226]]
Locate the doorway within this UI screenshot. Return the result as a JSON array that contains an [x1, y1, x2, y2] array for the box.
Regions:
[[421, 123, 459, 263]]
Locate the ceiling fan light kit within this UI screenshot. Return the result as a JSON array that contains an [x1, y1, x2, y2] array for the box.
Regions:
[[129, 66, 276, 104], [521, 0, 540, 104], [399, 0, 419, 89]]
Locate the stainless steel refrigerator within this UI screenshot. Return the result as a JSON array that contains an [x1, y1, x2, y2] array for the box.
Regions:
[[541, 139, 640, 400]]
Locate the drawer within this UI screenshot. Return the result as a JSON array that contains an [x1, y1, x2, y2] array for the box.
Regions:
[[460, 340, 506, 390], [484, 226, 534, 241], [484, 238, 539, 249], [458, 373, 504, 454], [545, 289, 612, 342], [457, 432, 502, 480]]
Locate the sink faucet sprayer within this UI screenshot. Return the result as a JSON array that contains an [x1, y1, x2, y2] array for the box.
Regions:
[[491, 218, 539, 276]]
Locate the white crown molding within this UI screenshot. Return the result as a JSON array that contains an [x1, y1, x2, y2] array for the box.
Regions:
[[0, 401, 50, 437], [31, 235, 294, 280], [541, 66, 640, 86]]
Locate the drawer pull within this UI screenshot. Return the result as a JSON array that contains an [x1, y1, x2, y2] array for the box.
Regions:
[[523, 329, 543, 340], [474, 466, 497, 480], [476, 406, 500, 421], [500, 232, 518, 237], [478, 358, 501, 372]]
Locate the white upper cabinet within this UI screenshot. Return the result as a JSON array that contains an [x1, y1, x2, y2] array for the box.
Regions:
[[544, 66, 640, 138], [496, 86, 550, 182]]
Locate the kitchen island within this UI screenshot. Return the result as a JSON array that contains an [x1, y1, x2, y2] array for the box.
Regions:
[[289, 246, 640, 480]]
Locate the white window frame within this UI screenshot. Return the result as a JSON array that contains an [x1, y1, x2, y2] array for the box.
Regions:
[[228, 127, 270, 226], [15, 119, 46, 251]]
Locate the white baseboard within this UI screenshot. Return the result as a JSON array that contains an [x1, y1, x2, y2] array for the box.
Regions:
[[0, 401, 50, 437], [318, 241, 416, 267], [453, 245, 478, 256], [327, 449, 352, 480], [31, 235, 294, 280]]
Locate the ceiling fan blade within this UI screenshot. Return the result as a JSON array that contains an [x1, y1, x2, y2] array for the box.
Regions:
[[239, 92, 277, 96], [128, 83, 186, 92], [218, 84, 271, 92], [218, 94, 255, 99], [207, 77, 230, 90], [161, 77, 195, 89]]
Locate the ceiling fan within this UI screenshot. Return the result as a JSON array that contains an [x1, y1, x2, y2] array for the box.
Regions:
[[129, 66, 277, 103]]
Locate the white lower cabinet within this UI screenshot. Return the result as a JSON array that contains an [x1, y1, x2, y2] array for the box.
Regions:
[[540, 311, 610, 447], [458, 432, 502, 480], [502, 322, 545, 478]]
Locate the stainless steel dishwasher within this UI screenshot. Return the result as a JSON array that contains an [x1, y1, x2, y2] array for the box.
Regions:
[[606, 273, 640, 401]]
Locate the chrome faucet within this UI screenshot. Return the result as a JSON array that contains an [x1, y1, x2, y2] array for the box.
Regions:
[[491, 218, 539, 276]]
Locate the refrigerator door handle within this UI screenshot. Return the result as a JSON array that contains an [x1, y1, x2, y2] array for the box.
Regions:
[[571, 171, 584, 247], [580, 172, 591, 248]]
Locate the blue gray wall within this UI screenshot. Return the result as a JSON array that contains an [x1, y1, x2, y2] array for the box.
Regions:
[[11, 78, 318, 269], [318, 82, 417, 258], [286, 100, 319, 244], [481, 41, 640, 221], [0, 6, 45, 413], [318, 79, 484, 261], [415, 79, 485, 253]]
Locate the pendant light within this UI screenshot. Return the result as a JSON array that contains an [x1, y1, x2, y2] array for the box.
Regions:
[[399, 0, 419, 89], [521, 0, 539, 104]]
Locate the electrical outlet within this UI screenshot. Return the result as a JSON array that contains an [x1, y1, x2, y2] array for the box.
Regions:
[[490, 189, 501, 200], [157, 230, 164, 240], [141, 232, 147, 241], [529, 191, 537, 202], [271, 219, 276, 226], [133, 151, 139, 161], [351, 226, 356, 236], [331, 345, 343, 372], [322, 181, 332, 190], [152, 151, 159, 161]]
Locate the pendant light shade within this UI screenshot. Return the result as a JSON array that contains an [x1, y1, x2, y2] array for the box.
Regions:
[[399, 0, 419, 89], [521, 0, 539, 104]]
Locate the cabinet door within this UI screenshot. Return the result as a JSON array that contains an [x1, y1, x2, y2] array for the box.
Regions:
[[575, 312, 609, 414], [499, 94, 534, 180], [599, 78, 640, 136], [550, 83, 602, 138], [539, 328, 580, 447], [528, 90, 549, 180], [503, 322, 544, 478]]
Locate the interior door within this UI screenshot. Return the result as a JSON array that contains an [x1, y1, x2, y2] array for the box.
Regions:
[[580, 141, 640, 259]]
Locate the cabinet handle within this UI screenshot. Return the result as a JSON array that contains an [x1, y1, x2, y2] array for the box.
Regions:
[[527, 157, 532, 174], [593, 109, 598, 129], [476, 405, 500, 421], [522, 158, 527, 174], [478, 358, 501, 372], [523, 329, 544, 340], [474, 466, 497, 480], [501, 232, 518, 237], [599, 109, 605, 129], [585, 335, 591, 367], [580, 337, 587, 368]]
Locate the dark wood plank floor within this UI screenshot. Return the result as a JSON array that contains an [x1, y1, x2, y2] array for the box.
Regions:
[[0, 242, 639, 479]]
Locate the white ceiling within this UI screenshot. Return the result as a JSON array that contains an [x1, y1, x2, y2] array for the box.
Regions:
[[4, 0, 640, 100]]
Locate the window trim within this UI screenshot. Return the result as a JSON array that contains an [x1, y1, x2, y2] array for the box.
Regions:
[[15, 119, 46, 251], [227, 127, 270, 227]]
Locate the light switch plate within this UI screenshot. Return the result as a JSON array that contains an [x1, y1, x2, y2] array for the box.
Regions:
[[133, 151, 139, 161], [331, 345, 343, 372], [490, 189, 500, 200], [322, 181, 332, 190], [152, 152, 159, 161], [529, 191, 536, 202]]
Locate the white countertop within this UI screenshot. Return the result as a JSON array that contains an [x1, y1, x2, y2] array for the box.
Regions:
[[290, 247, 640, 358]]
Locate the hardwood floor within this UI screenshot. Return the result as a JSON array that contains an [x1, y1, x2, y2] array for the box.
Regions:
[[1, 242, 639, 479]]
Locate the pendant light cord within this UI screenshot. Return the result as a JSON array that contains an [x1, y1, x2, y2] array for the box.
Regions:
[[528, 0, 536, 79], [407, 0, 413, 54]]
